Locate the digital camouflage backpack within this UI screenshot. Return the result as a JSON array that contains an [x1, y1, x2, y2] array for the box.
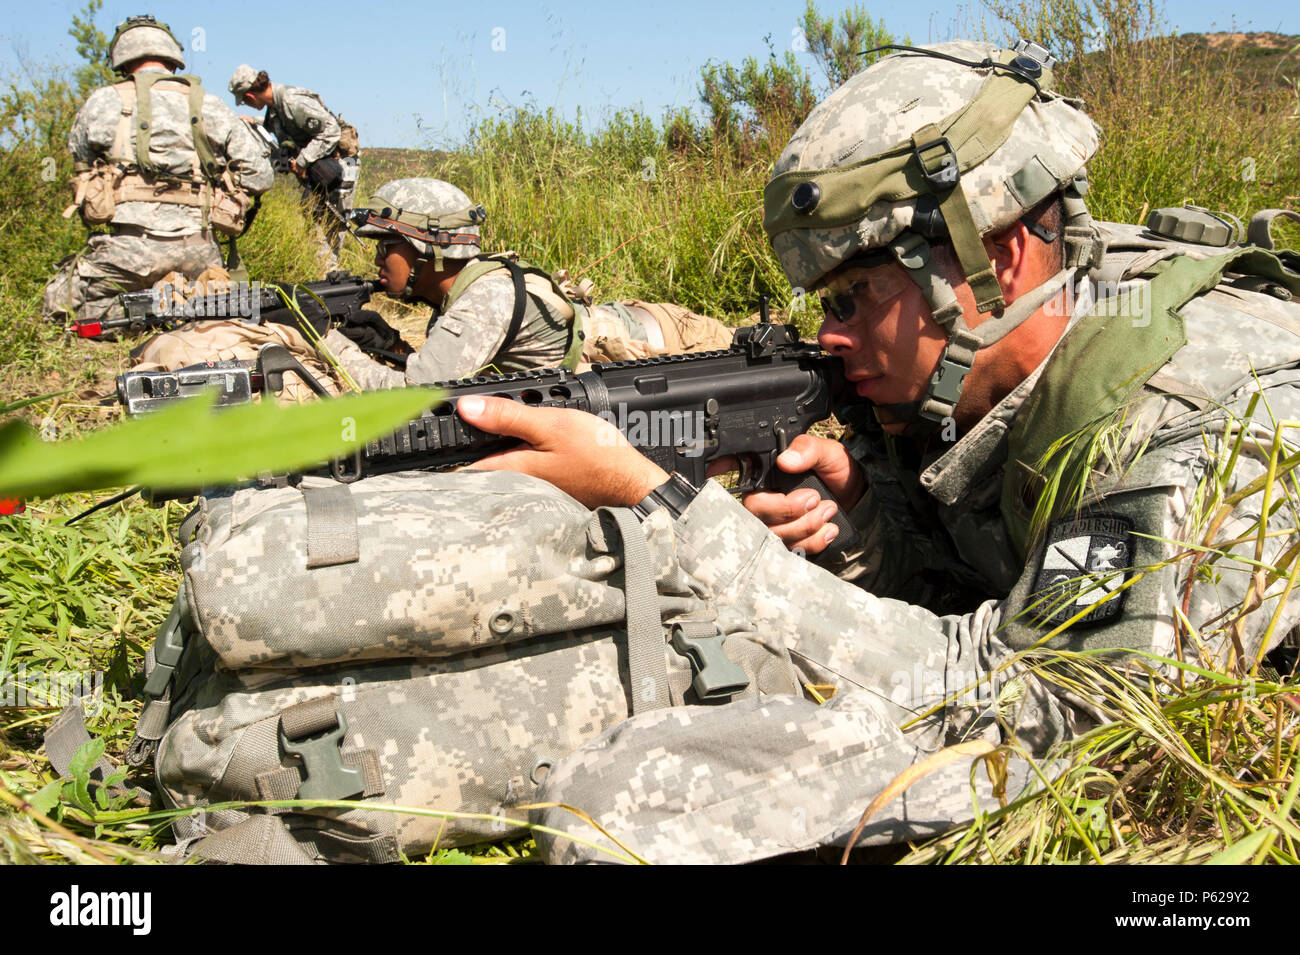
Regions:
[[122, 469, 800, 863]]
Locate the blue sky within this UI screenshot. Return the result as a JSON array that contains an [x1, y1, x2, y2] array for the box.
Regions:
[[4, 1, 1297, 148]]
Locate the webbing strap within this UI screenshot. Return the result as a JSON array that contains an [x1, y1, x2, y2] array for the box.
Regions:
[[302, 483, 359, 568], [45, 704, 119, 781], [890, 232, 965, 329], [182, 75, 221, 180], [442, 255, 585, 369], [605, 508, 671, 713], [280, 695, 340, 739], [190, 814, 317, 865], [499, 259, 529, 355], [130, 73, 220, 182], [919, 327, 980, 424], [110, 80, 135, 163], [916, 123, 1006, 313], [255, 748, 385, 800], [970, 268, 1073, 348]]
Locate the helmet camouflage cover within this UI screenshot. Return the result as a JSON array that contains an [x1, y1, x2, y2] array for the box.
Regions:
[[763, 40, 1100, 294], [228, 64, 259, 104], [353, 178, 485, 261], [108, 15, 186, 73], [763, 40, 1102, 428]]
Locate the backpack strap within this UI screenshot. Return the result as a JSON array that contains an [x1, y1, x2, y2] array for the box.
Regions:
[[498, 258, 529, 355], [129, 73, 220, 181], [108, 79, 136, 164], [440, 254, 587, 369], [604, 508, 672, 713], [1002, 247, 1300, 557]]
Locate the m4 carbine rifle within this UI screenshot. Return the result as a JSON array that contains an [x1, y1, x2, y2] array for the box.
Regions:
[[75, 271, 410, 366], [116, 317, 861, 563]]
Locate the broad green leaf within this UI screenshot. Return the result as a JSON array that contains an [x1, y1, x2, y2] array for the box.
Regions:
[[25, 779, 65, 817], [430, 848, 477, 865], [67, 737, 105, 779], [0, 387, 442, 498]]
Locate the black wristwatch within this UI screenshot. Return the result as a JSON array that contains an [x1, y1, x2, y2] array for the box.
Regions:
[[631, 472, 701, 521]]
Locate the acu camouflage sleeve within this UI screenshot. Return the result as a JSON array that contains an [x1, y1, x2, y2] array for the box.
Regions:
[[286, 90, 341, 166], [319, 328, 408, 390], [66, 87, 120, 165], [403, 276, 516, 384]]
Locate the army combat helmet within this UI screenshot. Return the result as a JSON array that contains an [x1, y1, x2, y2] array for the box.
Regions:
[[352, 178, 486, 299], [763, 40, 1102, 428], [108, 14, 186, 73]]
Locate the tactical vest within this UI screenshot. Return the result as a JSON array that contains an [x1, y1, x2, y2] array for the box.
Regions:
[[1002, 227, 1300, 558], [64, 74, 251, 235], [440, 254, 587, 370]]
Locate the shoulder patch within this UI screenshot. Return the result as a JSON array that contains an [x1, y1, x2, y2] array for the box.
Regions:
[[1032, 515, 1133, 628]]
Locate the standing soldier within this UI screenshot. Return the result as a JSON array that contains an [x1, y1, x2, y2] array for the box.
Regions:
[[228, 65, 360, 266], [43, 15, 273, 327]]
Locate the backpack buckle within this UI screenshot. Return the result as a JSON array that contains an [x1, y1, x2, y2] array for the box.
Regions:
[[279, 709, 364, 800], [670, 623, 749, 701]]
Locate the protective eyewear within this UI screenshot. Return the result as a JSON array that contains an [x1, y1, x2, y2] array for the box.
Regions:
[[819, 281, 871, 325]]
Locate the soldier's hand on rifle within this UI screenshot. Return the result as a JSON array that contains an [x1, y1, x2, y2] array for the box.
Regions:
[[290, 159, 305, 178], [457, 396, 668, 510], [338, 309, 404, 352], [736, 435, 864, 556]]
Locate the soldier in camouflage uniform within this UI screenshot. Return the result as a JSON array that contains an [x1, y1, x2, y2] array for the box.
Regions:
[[42, 16, 274, 326], [229, 65, 359, 265], [451, 41, 1300, 863], [323, 178, 735, 387]]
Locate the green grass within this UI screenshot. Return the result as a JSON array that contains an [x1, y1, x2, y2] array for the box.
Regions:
[[2, 0, 1300, 863]]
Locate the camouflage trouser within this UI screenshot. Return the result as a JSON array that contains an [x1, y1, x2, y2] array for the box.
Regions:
[[579, 300, 735, 367], [531, 687, 1032, 865], [42, 230, 223, 325]]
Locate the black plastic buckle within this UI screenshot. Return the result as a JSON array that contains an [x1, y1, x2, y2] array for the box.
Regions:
[[913, 136, 960, 189], [143, 589, 188, 698], [279, 711, 364, 801]]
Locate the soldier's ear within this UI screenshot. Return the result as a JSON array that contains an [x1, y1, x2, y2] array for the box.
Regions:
[[986, 221, 1034, 297]]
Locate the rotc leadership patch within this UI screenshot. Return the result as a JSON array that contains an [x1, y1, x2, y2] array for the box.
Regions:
[[1032, 516, 1134, 627]]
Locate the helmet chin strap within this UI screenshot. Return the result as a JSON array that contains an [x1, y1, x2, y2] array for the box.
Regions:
[[397, 246, 445, 304], [880, 229, 1075, 434]]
